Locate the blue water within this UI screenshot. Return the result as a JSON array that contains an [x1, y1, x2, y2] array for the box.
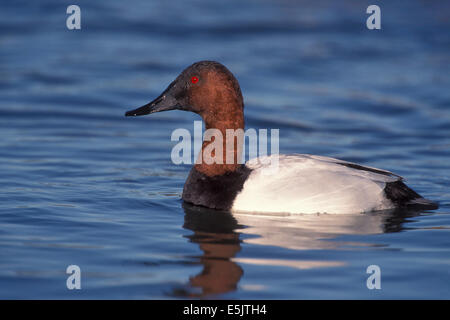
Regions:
[[1, 0, 449, 299]]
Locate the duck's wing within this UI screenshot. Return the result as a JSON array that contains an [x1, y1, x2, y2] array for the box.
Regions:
[[298, 154, 403, 181], [232, 154, 431, 214], [245, 154, 402, 184], [281, 155, 435, 209]]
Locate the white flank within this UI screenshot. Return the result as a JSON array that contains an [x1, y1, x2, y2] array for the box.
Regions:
[[232, 154, 400, 214]]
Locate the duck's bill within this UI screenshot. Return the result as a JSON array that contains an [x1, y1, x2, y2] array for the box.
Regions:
[[125, 92, 179, 117]]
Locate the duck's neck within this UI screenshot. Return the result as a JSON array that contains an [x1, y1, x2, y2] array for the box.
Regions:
[[195, 113, 244, 176]]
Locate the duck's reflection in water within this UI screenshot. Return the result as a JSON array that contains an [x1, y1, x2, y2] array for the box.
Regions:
[[176, 203, 424, 297], [178, 203, 243, 297]]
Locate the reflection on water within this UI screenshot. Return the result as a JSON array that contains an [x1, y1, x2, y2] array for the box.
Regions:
[[174, 204, 243, 297], [233, 209, 417, 250], [178, 203, 425, 298]]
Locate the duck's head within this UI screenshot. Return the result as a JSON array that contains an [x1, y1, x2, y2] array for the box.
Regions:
[[125, 61, 244, 127]]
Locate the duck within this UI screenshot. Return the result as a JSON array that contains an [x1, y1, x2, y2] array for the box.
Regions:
[[125, 61, 437, 214]]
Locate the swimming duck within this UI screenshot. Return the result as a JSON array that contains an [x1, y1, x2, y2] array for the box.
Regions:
[[125, 61, 437, 214]]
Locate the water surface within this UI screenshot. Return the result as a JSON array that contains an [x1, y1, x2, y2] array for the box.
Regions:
[[0, 0, 449, 299]]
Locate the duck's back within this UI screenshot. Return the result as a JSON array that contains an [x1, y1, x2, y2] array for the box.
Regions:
[[231, 154, 434, 214]]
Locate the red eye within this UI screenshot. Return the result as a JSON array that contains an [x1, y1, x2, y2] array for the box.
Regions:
[[191, 76, 199, 84]]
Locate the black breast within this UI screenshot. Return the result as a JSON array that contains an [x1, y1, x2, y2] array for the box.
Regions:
[[182, 165, 252, 211]]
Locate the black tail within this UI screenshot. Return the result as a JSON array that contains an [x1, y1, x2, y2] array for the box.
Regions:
[[384, 181, 438, 210]]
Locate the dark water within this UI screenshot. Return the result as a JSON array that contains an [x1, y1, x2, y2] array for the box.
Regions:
[[1, 0, 449, 299]]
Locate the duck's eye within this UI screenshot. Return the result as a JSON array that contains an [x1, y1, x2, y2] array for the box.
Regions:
[[190, 76, 199, 84]]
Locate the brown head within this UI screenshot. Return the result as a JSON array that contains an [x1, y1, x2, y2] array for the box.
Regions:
[[125, 61, 245, 176]]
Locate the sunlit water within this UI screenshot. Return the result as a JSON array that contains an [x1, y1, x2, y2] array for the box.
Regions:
[[0, 0, 449, 299]]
